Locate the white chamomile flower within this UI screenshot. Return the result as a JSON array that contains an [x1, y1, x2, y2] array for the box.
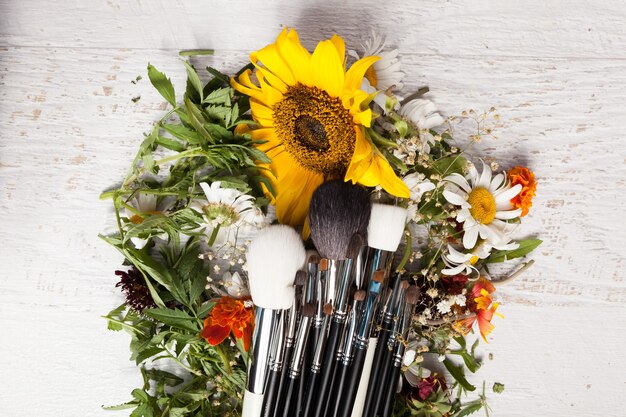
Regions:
[[190, 181, 269, 245], [436, 299, 452, 314], [402, 338, 432, 387], [399, 98, 445, 132], [442, 237, 520, 276], [221, 271, 249, 298], [349, 31, 404, 92], [443, 162, 522, 249], [403, 173, 436, 221], [124, 192, 174, 249]]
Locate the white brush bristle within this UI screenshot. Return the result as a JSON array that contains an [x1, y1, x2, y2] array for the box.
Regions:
[[367, 204, 408, 252], [246, 225, 306, 309]]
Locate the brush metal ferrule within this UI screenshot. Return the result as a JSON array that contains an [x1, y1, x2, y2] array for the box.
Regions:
[[305, 262, 318, 305], [268, 310, 287, 372], [325, 259, 346, 309], [334, 258, 355, 320], [382, 274, 404, 324], [341, 300, 363, 365], [285, 298, 300, 348], [311, 313, 331, 372], [246, 307, 279, 394], [355, 270, 386, 347], [392, 302, 414, 366], [288, 315, 312, 378], [314, 267, 327, 321]]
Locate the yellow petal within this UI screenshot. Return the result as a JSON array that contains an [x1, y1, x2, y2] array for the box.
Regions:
[[329, 34, 346, 70], [249, 100, 275, 127], [274, 162, 324, 226], [276, 28, 313, 84], [252, 42, 295, 86], [311, 39, 345, 98], [345, 55, 380, 92], [231, 70, 265, 103]]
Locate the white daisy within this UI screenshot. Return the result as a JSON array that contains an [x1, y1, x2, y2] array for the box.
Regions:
[[349, 31, 404, 92], [442, 238, 519, 276], [124, 192, 174, 249], [403, 173, 437, 221], [443, 162, 522, 249], [190, 181, 269, 246], [399, 98, 444, 132]]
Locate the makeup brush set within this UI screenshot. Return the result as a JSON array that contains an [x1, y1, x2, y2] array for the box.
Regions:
[[243, 180, 420, 417]]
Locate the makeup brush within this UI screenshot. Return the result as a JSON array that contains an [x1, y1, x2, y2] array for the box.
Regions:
[[301, 301, 332, 417], [261, 309, 287, 417], [327, 289, 366, 417], [340, 270, 386, 417], [265, 270, 306, 417], [242, 225, 306, 417], [356, 203, 408, 417], [307, 180, 371, 417], [380, 286, 420, 417], [279, 302, 316, 417], [369, 278, 410, 417]]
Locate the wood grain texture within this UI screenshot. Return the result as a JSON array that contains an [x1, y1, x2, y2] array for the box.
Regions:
[[1, 1, 625, 416]]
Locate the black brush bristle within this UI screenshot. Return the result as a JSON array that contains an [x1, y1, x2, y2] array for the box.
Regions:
[[308, 180, 371, 260]]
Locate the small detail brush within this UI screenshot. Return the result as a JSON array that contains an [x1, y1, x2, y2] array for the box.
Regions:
[[381, 286, 420, 417], [242, 225, 306, 417], [360, 204, 408, 417], [280, 303, 316, 417]]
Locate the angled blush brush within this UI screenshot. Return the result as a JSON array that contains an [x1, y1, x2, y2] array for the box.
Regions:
[[242, 225, 306, 417]]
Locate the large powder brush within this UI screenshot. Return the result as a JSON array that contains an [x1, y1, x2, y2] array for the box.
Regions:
[[308, 180, 371, 260]]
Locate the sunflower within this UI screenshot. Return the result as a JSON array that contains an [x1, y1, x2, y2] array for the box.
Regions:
[[231, 28, 409, 227]]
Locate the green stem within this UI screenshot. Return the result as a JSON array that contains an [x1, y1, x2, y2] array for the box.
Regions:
[[396, 225, 412, 272], [215, 344, 233, 375], [367, 127, 399, 148]]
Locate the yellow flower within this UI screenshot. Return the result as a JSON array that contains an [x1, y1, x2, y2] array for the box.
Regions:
[[231, 28, 409, 227]]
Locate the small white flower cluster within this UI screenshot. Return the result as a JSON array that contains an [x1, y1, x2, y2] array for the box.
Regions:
[[436, 294, 467, 315]]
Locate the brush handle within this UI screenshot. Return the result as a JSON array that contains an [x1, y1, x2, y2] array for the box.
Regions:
[[371, 347, 394, 417], [280, 376, 300, 417], [351, 337, 377, 417], [337, 347, 367, 417], [261, 369, 281, 417], [301, 370, 320, 417], [381, 364, 401, 417], [242, 390, 264, 417], [311, 319, 343, 417], [273, 345, 294, 416], [362, 327, 391, 417]]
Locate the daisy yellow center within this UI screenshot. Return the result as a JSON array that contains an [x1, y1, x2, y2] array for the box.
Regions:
[[202, 203, 240, 227], [273, 84, 356, 176], [468, 187, 496, 224]]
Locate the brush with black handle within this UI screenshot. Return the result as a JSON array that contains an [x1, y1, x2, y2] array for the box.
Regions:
[[326, 289, 366, 417], [356, 203, 408, 417], [262, 270, 306, 417], [306, 180, 371, 417], [368, 278, 409, 416], [380, 286, 420, 417], [243, 225, 306, 417], [277, 303, 315, 417]]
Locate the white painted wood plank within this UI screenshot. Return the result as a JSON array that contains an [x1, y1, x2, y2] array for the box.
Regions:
[[1, 0, 625, 59]]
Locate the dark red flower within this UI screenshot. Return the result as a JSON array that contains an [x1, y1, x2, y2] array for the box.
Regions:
[[115, 267, 156, 313], [440, 274, 469, 295], [413, 374, 447, 401]]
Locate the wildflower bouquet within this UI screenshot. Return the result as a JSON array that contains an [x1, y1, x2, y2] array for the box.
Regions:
[[101, 28, 540, 417]]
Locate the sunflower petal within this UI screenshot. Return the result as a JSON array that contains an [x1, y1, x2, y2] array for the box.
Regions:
[[311, 39, 345, 98], [345, 55, 380, 92]]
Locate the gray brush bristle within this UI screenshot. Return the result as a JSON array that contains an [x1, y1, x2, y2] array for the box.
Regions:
[[308, 180, 371, 260]]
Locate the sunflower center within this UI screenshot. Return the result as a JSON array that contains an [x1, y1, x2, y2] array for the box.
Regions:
[[468, 187, 496, 224], [294, 115, 329, 151], [273, 84, 356, 176], [202, 203, 240, 227]]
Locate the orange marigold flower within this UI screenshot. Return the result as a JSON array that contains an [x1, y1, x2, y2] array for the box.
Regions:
[[508, 166, 536, 217], [456, 278, 502, 343], [201, 296, 255, 351]]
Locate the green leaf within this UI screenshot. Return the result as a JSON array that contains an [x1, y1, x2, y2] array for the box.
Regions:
[[184, 97, 213, 143], [443, 358, 476, 392], [147, 64, 176, 106], [162, 124, 204, 145], [486, 238, 542, 263], [197, 301, 215, 319], [453, 400, 484, 417], [135, 346, 163, 365], [156, 136, 186, 152], [143, 307, 199, 332], [182, 60, 204, 101], [432, 155, 467, 176], [103, 401, 139, 410], [203, 87, 232, 105], [144, 368, 184, 387]]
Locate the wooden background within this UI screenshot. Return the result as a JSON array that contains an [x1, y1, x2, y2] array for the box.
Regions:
[[1, 1, 625, 416]]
